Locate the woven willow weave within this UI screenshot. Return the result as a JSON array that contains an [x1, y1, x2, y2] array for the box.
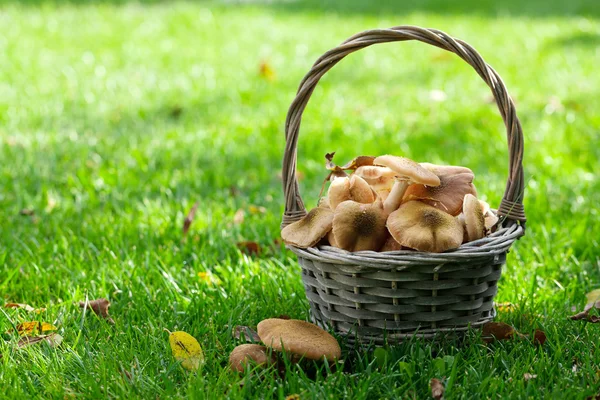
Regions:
[[281, 26, 526, 344]]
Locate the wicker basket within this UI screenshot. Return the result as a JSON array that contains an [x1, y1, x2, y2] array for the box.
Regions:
[[281, 26, 527, 344]]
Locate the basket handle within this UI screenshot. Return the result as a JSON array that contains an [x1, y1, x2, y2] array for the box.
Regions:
[[282, 26, 526, 228]]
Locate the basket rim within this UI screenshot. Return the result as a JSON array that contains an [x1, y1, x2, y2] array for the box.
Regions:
[[288, 223, 523, 269]]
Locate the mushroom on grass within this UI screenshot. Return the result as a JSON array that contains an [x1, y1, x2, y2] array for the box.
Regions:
[[257, 319, 341, 362], [373, 155, 441, 214], [229, 344, 276, 372], [387, 201, 463, 253], [281, 207, 334, 248], [403, 163, 477, 216]]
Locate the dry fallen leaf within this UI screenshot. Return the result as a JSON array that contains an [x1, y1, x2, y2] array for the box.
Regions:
[[14, 321, 57, 336], [166, 329, 205, 371], [570, 300, 600, 323], [183, 202, 199, 236], [586, 289, 600, 304], [495, 302, 515, 313], [233, 209, 245, 225], [18, 333, 63, 349], [523, 373, 537, 381], [232, 325, 261, 343], [277, 314, 291, 320], [79, 298, 115, 324], [533, 329, 547, 346], [482, 322, 516, 343], [430, 378, 445, 399], [259, 60, 276, 81], [5, 303, 35, 312], [285, 395, 301, 400], [237, 241, 261, 256]]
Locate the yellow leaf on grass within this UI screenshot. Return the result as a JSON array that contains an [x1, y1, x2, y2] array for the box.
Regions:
[[167, 330, 205, 371], [586, 289, 600, 304], [15, 321, 57, 336]]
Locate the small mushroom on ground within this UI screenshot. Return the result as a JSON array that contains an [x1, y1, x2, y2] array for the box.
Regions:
[[462, 194, 485, 242], [403, 163, 477, 216], [328, 174, 375, 210], [257, 319, 341, 362], [331, 198, 388, 252], [229, 344, 276, 372], [281, 207, 334, 248], [373, 155, 441, 215], [387, 201, 463, 253]]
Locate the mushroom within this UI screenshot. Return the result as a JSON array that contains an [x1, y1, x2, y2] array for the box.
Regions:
[[379, 236, 403, 252], [229, 344, 276, 372], [403, 163, 477, 216], [257, 319, 341, 362], [331, 199, 388, 252], [479, 199, 499, 232], [328, 174, 375, 210], [463, 194, 485, 242], [281, 207, 334, 248], [387, 201, 463, 253], [354, 165, 397, 192], [373, 155, 441, 215]]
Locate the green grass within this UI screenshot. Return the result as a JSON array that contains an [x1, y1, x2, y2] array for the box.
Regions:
[[1, 0, 599, 398]]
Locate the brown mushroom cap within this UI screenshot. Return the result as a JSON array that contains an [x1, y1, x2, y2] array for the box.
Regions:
[[257, 319, 341, 361], [374, 155, 441, 186], [403, 171, 477, 216], [420, 163, 474, 177], [332, 199, 388, 252], [387, 201, 463, 253], [229, 344, 276, 372], [281, 207, 334, 248], [479, 199, 499, 232], [328, 175, 375, 210], [463, 194, 485, 242], [379, 236, 403, 252]]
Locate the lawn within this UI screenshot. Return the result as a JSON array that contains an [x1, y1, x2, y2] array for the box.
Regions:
[[1, 0, 599, 398]]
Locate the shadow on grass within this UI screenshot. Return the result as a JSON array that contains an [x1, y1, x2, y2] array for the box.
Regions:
[[1, 0, 599, 18]]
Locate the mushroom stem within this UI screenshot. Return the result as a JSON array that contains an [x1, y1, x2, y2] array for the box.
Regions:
[[383, 179, 409, 214]]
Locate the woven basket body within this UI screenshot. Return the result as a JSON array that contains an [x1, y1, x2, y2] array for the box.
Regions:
[[281, 26, 526, 344]]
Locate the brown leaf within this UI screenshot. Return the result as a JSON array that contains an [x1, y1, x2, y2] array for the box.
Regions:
[[232, 325, 261, 343], [495, 302, 515, 312], [277, 314, 291, 320], [79, 298, 115, 324], [233, 209, 245, 225], [5, 303, 34, 312], [237, 241, 261, 256], [533, 330, 547, 346], [482, 322, 516, 343], [18, 333, 63, 348], [430, 378, 444, 400], [523, 373, 537, 381], [19, 209, 35, 216], [183, 202, 199, 236], [569, 300, 600, 323]]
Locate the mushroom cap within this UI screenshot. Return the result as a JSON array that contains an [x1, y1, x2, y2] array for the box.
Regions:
[[354, 165, 397, 191], [387, 201, 463, 253], [281, 207, 334, 248], [257, 319, 341, 361], [403, 172, 477, 216], [379, 236, 403, 252], [463, 194, 485, 242], [229, 344, 276, 372], [328, 175, 375, 210], [332, 200, 388, 252], [374, 155, 441, 186], [479, 199, 499, 231], [326, 230, 338, 247], [420, 163, 474, 177]]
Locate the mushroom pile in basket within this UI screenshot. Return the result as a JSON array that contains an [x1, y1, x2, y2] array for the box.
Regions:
[[282, 154, 499, 253]]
